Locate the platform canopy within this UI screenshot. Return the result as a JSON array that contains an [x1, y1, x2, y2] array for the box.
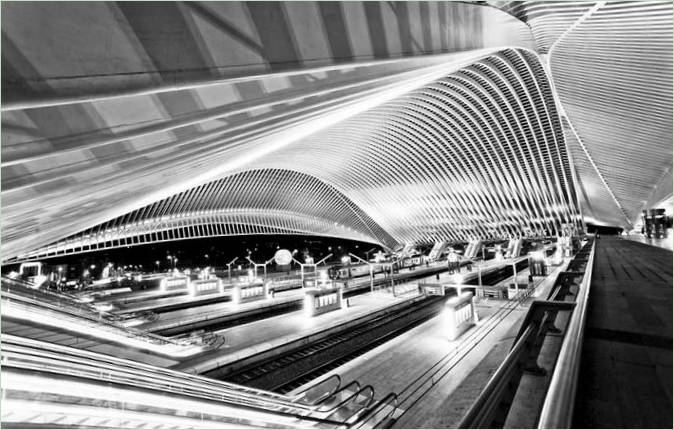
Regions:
[[2, 1, 671, 262]]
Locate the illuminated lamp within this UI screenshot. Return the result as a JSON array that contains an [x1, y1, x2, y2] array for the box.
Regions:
[[274, 249, 293, 265]]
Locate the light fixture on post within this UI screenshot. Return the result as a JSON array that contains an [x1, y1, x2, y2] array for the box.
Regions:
[[294, 253, 332, 288], [225, 257, 238, 283], [349, 252, 374, 293], [245, 256, 274, 284]]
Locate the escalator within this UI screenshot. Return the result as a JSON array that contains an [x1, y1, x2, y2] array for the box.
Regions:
[[1, 335, 395, 429]]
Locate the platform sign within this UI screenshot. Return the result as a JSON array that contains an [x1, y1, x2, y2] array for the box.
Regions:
[[160, 276, 189, 292], [232, 281, 268, 305], [304, 286, 344, 317], [189, 278, 223, 296], [419, 282, 443, 296], [446, 291, 477, 340], [529, 251, 547, 276]]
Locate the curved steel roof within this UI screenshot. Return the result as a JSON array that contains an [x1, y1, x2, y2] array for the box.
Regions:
[[493, 1, 673, 227], [2, 1, 671, 262]]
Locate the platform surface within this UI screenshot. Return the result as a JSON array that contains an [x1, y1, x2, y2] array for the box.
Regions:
[[574, 236, 672, 428], [286, 261, 568, 428], [623, 232, 673, 251], [169, 259, 520, 371], [1, 317, 180, 367]]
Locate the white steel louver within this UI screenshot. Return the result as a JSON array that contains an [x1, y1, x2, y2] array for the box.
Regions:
[[9, 48, 582, 262], [491, 1, 673, 228]]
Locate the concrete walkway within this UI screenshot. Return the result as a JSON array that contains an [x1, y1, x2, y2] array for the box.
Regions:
[[282, 260, 569, 428], [623, 232, 673, 251], [574, 236, 672, 428]]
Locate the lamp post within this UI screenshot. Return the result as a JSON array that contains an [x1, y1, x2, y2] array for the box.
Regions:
[[225, 257, 238, 283], [349, 252, 374, 293], [364, 247, 377, 262], [246, 256, 274, 283], [293, 253, 332, 288]]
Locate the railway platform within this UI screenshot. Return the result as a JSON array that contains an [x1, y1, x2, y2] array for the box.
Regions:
[[171, 264, 502, 374], [573, 236, 672, 428], [284, 258, 570, 428]]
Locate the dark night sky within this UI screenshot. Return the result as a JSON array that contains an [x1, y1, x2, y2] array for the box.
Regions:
[[3, 235, 385, 278]]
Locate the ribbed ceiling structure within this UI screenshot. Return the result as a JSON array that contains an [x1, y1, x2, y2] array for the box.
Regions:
[[493, 1, 673, 228], [2, 1, 671, 263], [7, 47, 582, 262], [14, 169, 397, 261]]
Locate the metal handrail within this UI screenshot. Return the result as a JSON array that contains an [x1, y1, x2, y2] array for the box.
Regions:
[[293, 374, 343, 405], [316, 381, 362, 413], [2, 289, 192, 349], [324, 386, 375, 423], [352, 392, 398, 429], [1, 335, 347, 427], [457, 324, 535, 428], [537, 239, 596, 429], [1, 334, 305, 408], [511, 300, 576, 347], [341, 386, 376, 423], [457, 242, 595, 428]]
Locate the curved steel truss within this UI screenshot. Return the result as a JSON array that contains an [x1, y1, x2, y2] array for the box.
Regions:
[[4, 1, 670, 263], [493, 1, 673, 227], [8, 48, 582, 262], [13, 170, 396, 261]]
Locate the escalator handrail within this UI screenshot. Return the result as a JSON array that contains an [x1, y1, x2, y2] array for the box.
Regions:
[[1, 335, 308, 409], [4, 366, 348, 428], [2, 349, 312, 415], [351, 392, 398, 429], [537, 239, 596, 429], [2, 289, 191, 348], [3, 350, 309, 415], [315, 381, 362, 413], [335, 385, 376, 423], [293, 374, 342, 405], [0, 333, 292, 402], [3, 344, 352, 427], [320, 385, 374, 419]]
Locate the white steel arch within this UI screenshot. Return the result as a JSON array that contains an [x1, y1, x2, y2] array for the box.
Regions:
[[8, 47, 584, 263]]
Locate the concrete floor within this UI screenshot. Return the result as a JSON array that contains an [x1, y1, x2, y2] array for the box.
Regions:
[[574, 236, 672, 428], [1, 317, 180, 367], [285, 262, 569, 428], [623, 231, 673, 251], [173, 263, 486, 374]]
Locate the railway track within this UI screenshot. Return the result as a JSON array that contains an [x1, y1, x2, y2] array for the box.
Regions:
[[207, 295, 448, 392], [154, 265, 450, 336], [466, 258, 529, 286]]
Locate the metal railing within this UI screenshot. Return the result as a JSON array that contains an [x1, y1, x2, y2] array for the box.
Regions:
[[2, 279, 198, 352], [293, 374, 343, 405], [2, 334, 394, 428], [458, 324, 536, 428], [537, 239, 596, 429], [352, 392, 398, 429], [1, 335, 346, 427], [455, 239, 595, 429], [458, 300, 576, 428], [388, 258, 553, 423]]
